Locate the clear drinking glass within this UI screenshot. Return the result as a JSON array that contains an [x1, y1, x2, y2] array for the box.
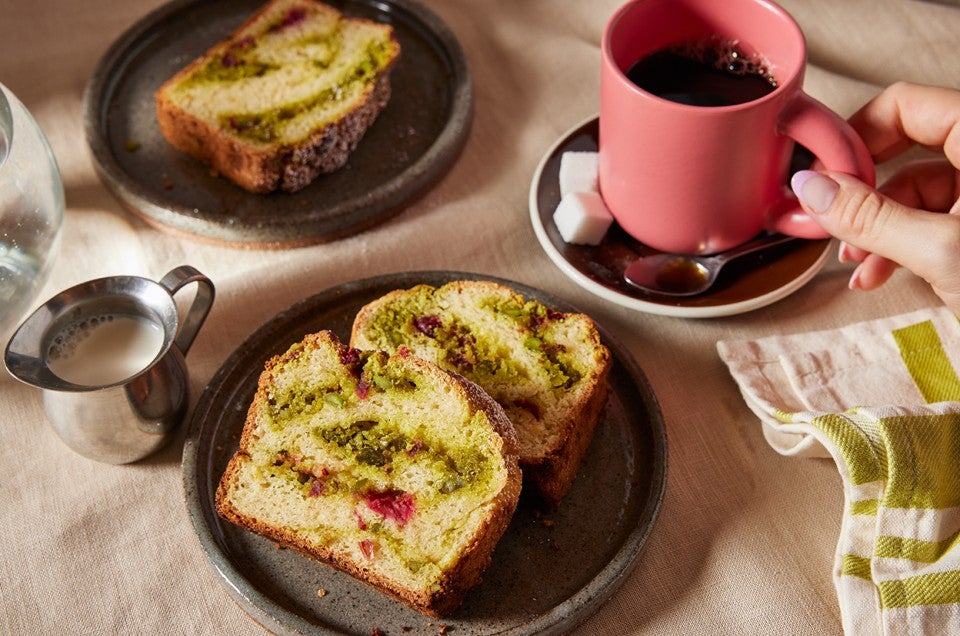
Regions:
[[0, 83, 64, 343]]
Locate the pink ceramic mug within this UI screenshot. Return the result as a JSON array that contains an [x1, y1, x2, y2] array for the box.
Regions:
[[598, 0, 875, 255]]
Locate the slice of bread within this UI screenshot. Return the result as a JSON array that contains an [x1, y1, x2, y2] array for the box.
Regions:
[[216, 330, 522, 617], [155, 0, 400, 193], [350, 281, 612, 506]]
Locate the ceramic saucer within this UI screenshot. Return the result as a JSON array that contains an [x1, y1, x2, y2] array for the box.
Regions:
[[529, 115, 833, 318]]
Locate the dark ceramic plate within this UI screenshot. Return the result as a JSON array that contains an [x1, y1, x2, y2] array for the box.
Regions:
[[84, 0, 471, 247], [529, 116, 833, 318], [182, 271, 667, 636]]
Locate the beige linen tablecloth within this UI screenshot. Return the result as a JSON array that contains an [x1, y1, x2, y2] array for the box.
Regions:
[[2, 1, 959, 634]]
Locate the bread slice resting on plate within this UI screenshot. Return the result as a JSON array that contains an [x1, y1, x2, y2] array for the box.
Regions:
[[351, 280, 612, 507], [155, 0, 400, 193], [216, 330, 523, 617]]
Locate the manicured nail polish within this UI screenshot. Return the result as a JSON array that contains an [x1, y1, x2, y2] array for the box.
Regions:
[[791, 170, 839, 214]]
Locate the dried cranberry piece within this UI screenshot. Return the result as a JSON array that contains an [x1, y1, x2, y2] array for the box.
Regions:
[[446, 334, 476, 370], [221, 53, 242, 68], [308, 479, 326, 497], [355, 378, 370, 399], [338, 346, 363, 378], [270, 7, 307, 32], [359, 539, 376, 559], [339, 346, 361, 366], [307, 466, 332, 497], [413, 315, 442, 337], [353, 508, 368, 531], [448, 353, 473, 371], [363, 489, 416, 527]]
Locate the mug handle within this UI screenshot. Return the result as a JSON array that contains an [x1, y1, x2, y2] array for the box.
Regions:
[[766, 92, 877, 237], [159, 265, 215, 356]]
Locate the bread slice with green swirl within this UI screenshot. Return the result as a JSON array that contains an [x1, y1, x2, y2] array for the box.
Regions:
[[351, 281, 612, 506], [216, 330, 522, 617], [155, 0, 400, 192]]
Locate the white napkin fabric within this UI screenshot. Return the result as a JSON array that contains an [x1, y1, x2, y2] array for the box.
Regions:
[[718, 308, 960, 635]]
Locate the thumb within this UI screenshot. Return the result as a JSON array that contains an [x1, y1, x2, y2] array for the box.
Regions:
[[790, 169, 950, 281]]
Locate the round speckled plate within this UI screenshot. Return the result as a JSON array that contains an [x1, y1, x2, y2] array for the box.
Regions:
[[530, 116, 833, 318], [182, 271, 667, 636], [84, 0, 471, 248]]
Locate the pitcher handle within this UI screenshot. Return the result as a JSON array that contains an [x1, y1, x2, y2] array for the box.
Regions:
[[159, 266, 215, 356]]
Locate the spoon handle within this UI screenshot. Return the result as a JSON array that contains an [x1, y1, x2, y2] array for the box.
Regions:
[[713, 233, 800, 262]]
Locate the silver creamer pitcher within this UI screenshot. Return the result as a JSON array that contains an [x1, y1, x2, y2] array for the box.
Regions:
[[4, 265, 214, 464]]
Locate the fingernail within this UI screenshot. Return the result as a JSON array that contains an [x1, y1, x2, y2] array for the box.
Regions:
[[849, 264, 863, 290], [838, 241, 853, 263], [791, 170, 839, 214]]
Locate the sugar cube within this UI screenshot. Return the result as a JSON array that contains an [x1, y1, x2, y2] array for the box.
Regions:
[[553, 191, 613, 245], [559, 151, 599, 197]]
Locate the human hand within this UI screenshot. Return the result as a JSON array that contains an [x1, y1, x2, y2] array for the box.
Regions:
[[790, 82, 960, 314]]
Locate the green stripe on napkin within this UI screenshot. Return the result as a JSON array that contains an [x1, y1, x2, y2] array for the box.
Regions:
[[841, 553, 873, 581], [878, 570, 960, 608], [850, 499, 878, 516], [812, 413, 883, 486], [878, 414, 960, 510], [876, 530, 960, 563], [893, 320, 960, 403]]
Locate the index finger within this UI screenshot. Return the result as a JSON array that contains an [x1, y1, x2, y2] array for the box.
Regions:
[[847, 82, 960, 168]]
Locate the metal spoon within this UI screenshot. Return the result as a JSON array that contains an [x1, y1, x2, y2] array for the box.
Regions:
[[623, 233, 801, 297]]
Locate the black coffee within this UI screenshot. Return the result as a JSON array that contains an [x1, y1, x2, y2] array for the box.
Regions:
[[626, 40, 777, 107]]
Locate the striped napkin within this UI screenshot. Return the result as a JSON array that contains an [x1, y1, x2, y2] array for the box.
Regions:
[[718, 308, 960, 635]]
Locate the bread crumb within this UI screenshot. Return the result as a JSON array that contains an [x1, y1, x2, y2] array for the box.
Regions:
[[316, 588, 327, 598]]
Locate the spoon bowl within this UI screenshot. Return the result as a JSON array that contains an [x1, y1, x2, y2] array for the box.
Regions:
[[623, 234, 802, 296]]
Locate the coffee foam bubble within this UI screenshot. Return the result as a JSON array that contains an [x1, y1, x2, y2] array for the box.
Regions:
[[673, 37, 777, 87]]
